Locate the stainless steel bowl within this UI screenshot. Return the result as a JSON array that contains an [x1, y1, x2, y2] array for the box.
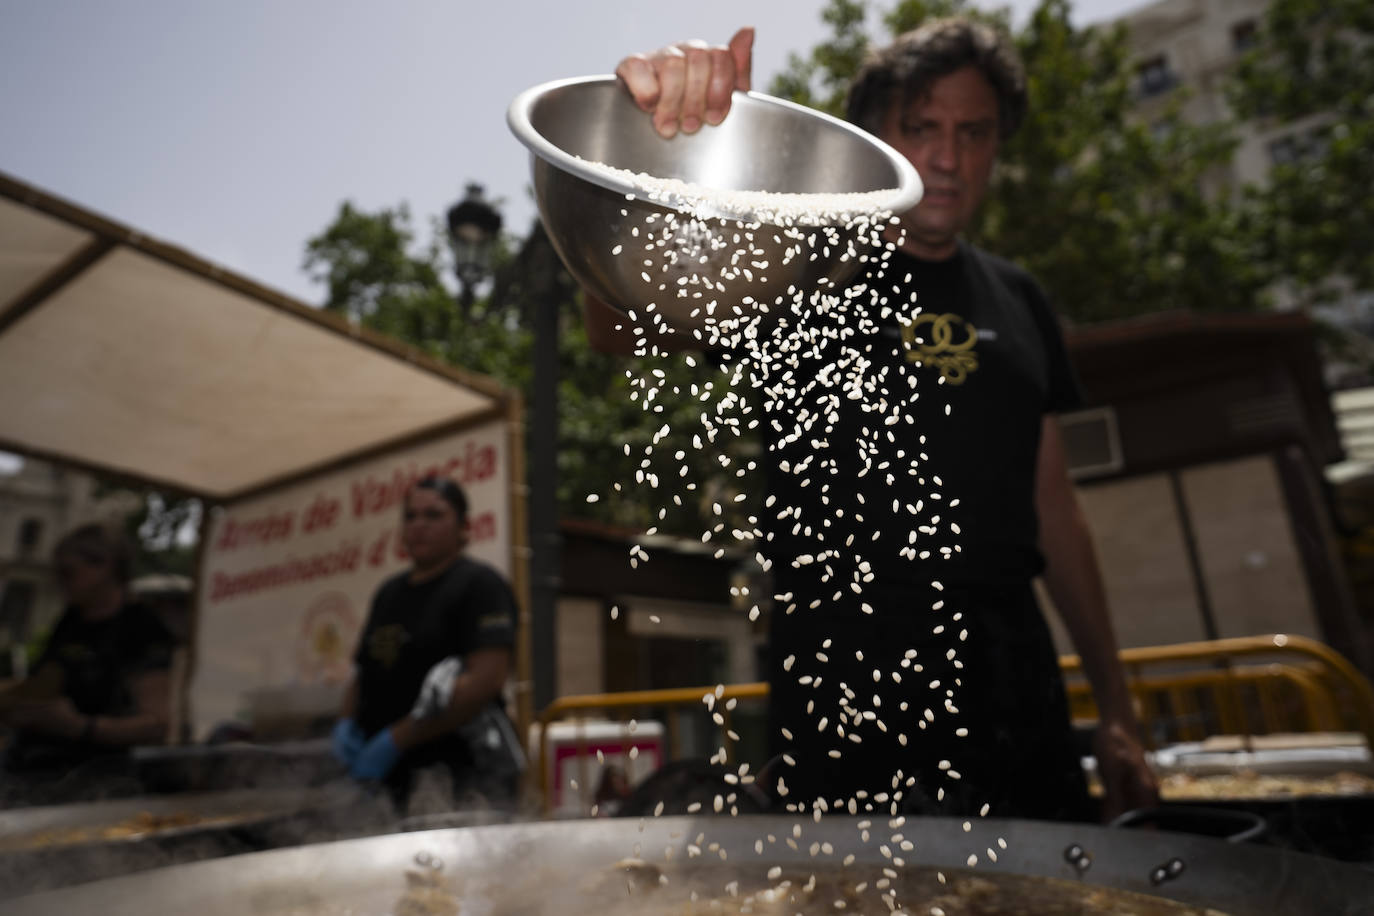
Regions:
[[507, 76, 922, 335]]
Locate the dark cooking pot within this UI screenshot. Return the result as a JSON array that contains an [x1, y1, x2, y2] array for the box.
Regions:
[[1141, 737, 1374, 860], [1112, 805, 1269, 844], [131, 739, 340, 793], [5, 814, 1372, 914], [1160, 793, 1374, 862]]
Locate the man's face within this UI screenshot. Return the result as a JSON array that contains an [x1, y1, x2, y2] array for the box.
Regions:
[[55, 548, 115, 605], [879, 65, 1002, 259], [401, 487, 467, 570]]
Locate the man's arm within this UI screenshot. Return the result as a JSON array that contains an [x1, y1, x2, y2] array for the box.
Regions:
[[7, 669, 170, 747], [388, 647, 511, 753], [340, 676, 359, 719], [90, 669, 171, 746], [1035, 415, 1159, 820], [0, 662, 62, 723]]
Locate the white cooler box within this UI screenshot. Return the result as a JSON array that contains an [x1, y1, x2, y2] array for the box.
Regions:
[[537, 719, 665, 817]]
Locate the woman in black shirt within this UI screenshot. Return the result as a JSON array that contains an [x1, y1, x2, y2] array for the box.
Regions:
[[0, 523, 173, 800], [332, 477, 519, 809]]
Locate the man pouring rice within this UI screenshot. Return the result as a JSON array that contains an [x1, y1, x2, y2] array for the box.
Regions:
[[582, 17, 1158, 823]]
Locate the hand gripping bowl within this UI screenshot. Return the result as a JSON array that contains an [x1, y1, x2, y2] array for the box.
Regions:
[[507, 76, 922, 339]]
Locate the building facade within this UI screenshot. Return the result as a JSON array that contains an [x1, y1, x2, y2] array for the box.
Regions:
[[1116, 0, 1329, 192], [1115, 0, 1374, 352]]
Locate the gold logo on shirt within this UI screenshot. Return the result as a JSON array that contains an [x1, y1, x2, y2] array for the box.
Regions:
[[367, 624, 410, 669], [476, 611, 509, 632], [900, 313, 979, 384], [58, 644, 96, 664]]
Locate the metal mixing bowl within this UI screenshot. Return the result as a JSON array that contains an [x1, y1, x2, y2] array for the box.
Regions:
[[507, 75, 922, 335]]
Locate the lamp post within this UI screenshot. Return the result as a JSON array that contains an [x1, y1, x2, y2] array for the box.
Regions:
[[446, 183, 503, 317], [519, 224, 562, 713], [447, 182, 561, 714]]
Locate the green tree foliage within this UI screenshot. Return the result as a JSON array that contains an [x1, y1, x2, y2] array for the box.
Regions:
[[303, 202, 530, 383], [769, 0, 872, 115], [987, 0, 1269, 321], [770, 0, 1272, 323], [302, 205, 755, 537], [126, 491, 199, 577], [1230, 0, 1374, 303], [883, 0, 1007, 34], [295, 0, 1374, 535], [86, 480, 199, 579]]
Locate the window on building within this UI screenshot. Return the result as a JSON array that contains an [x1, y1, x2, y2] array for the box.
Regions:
[[1231, 19, 1258, 53], [1268, 126, 1332, 167], [1267, 135, 1300, 166], [1136, 55, 1178, 98], [17, 517, 42, 556], [1306, 125, 1331, 160]]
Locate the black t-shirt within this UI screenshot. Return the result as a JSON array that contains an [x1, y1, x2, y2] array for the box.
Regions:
[[737, 242, 1088, 816], [353, 556, 517, 737], [33, 601, 175, 718], [754, 240, 1083, 593]]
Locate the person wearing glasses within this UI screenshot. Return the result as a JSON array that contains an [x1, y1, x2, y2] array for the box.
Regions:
[[331, 476, 522, 811], [0, 523, 174, 802]]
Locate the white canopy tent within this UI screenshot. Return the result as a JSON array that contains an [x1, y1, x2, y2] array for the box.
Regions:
[[0, 170, 531, 733], [0, 170, 515, 503]]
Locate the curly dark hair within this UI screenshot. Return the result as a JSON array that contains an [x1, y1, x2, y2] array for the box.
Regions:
[[845, 17, 1027, 141]]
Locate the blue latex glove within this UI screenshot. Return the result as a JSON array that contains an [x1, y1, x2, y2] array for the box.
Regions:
[[349, 728, 401, 782], [330, 718, 366, 766]]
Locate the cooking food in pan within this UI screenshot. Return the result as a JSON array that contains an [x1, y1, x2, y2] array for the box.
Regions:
[[386, 857, 1229, 915], [1158, 769, 1374, 800], [0, 809, 259, 852]]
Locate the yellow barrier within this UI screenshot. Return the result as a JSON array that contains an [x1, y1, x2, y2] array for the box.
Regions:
[[531, 634, 1374, 811], [1058, 634, 1374, 750], [1064, 662, 1341, 743]]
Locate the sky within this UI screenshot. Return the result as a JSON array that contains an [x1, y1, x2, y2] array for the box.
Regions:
[[1, 0, 1153, 309]]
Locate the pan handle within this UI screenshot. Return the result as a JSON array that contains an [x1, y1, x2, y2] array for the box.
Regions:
[[1109, 805, 1268, 844]]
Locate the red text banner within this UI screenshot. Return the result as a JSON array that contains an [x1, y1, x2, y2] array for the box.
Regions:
[[190, 421, 511, 739]]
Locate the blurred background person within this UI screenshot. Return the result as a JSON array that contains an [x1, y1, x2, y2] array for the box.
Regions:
[[0, 523, 174, 803], [331, 476, 522, 813]]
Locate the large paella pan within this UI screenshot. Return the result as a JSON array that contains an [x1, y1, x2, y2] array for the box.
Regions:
[[6, 814, 1372, 914]]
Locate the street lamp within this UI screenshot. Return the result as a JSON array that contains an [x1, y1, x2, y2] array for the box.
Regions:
[[509, 223, 564, 713], [448, 180, 562, 713], [446, 182, 503, 316]]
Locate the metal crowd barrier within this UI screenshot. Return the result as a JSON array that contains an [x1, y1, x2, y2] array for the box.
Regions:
[[1058, 633, 1374, 750], [531, 634, 1374, 811], [1064, 661, 1342, 742]]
